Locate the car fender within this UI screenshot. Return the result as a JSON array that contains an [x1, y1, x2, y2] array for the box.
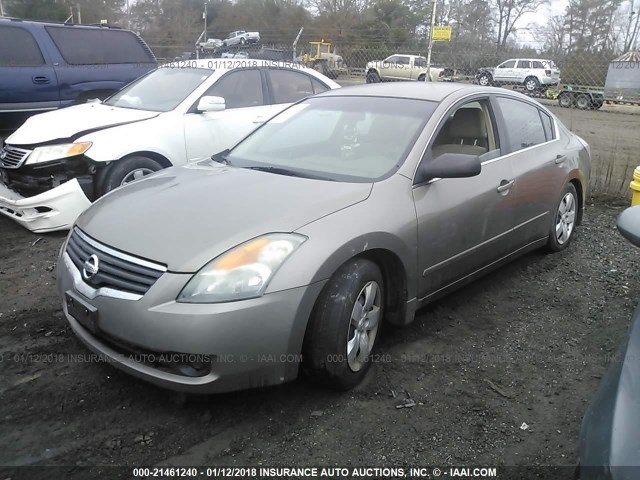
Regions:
[[81, 114, 185, 165], [268, 175, 418, 320]]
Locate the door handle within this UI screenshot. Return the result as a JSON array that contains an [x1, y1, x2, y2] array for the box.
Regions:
[[32, 76, 50, 84], [252, 117, 265, 124], [497, 179, 515, 193], [555, 155, 566, 165]]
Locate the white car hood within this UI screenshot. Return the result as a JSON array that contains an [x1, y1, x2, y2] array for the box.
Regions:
[[7, 103, 159, 146]]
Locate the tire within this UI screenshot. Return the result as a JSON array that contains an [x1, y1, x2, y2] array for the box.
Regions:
[[100, 156, 164, 195], [575, 94, 592, 110], [547, 183, 578, 253], [558, 92, 573, 108], [240, 37, 246, 45], [366, 71, 381, 83], [524, 76, 540, 92], [478, 73, 491, 86], [417, 74, 426, 82], [304, 258, 384, 390]]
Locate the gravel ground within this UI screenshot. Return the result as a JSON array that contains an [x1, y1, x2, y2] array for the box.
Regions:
[[1, 201, 639, 477]]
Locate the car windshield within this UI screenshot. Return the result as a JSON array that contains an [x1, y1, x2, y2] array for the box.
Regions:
[[227, 96, 436, 182], [104, 67, 213, 112]]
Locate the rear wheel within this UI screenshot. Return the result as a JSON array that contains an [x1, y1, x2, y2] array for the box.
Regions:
[[575, 94, 592, 110], [366, 70, 381, 83], [240, 37, 246, 45], [100, 156, 164, 195], [558, 92, 573, 108], [304, 258, 384, 390], [547, 183, 578, 252], [418, 74, 426, 82]]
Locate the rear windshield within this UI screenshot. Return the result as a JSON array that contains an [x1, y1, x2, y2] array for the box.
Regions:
[[45, 26, 154, 65], [0, 26, 45, 66]]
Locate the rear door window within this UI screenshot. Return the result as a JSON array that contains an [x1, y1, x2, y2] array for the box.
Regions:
[[496, 97, 547, 151], [269, 69, 314, 103], [0, 26, 45, 66], [518, 60, 531, 69], [205, 69, 264, 109], [45, 27, 153, 64]]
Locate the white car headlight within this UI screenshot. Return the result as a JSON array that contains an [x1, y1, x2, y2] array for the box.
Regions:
[[26, 142, 92, 165], [177, 233, 307, 303]]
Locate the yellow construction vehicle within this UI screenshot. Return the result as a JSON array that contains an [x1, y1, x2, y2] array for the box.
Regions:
[[300, 40, 348, 79]]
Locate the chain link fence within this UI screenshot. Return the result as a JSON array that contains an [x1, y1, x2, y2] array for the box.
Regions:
[[152, 41, 640, 199]]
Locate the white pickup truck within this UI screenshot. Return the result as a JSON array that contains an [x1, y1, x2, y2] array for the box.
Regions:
[[223, 31, 260, 46], [366, 54, 445, 83]]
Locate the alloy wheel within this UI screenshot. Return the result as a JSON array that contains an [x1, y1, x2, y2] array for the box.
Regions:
[[121, 168, 155, 186], [556, 192, 576, 245], [346, 281, 381, 372]]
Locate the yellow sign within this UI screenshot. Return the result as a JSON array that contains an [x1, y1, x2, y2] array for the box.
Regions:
[[432, 26, 452, 42]]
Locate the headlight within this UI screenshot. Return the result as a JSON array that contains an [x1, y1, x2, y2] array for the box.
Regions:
[[177, 233, 306, 303], [26, 142, 92, 165]]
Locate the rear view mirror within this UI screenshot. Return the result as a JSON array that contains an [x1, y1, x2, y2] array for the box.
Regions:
[[197, 96, 226, 113], [419, 153, 481, 182], [617, 206, 640, 248]]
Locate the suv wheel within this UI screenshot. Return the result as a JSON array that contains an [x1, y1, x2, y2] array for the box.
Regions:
[[524, 77, 540, 92], [478, 73, 491, 86]]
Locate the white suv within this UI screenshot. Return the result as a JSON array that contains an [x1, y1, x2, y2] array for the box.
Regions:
[[477, 58, 561, 91]]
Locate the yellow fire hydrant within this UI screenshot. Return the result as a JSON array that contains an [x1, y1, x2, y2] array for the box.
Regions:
[[631, 167, 640, 206]]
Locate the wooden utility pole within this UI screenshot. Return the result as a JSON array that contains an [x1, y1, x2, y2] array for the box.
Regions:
[[0, 0, 5, 17], [425, 0, 437, 82]]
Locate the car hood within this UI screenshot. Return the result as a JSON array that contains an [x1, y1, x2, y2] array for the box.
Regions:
[[7, 103, 159, 146], [77, 162, 373, 272]]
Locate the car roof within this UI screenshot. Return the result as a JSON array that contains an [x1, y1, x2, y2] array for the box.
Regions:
[[162, 59, 315, 73], [316, 82, 493, 102]]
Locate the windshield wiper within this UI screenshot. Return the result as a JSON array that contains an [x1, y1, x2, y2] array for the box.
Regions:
[[210, 149, 231, 165], [243, 166, 329, 180]]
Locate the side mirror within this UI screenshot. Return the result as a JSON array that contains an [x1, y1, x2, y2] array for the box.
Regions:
[[197, 96, 226, 113], [617, 206, 640, 248], [419, 153, 481, 182]]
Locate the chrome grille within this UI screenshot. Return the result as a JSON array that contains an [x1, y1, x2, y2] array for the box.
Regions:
[[0, 146, 32, 169], [66, 228, 166, 296]]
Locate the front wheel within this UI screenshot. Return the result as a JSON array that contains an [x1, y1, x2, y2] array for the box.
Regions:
[[366, 71, 381, 83], [478, 73, 491, 86], [240, 37, 246, 44], [99, 156, 164, 195], [304, 258, 384, 390], [547, 183, 578, 253]]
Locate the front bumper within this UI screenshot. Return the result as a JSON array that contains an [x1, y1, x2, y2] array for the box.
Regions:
[[0, 178, 91, 232], [56, 251, 326, 393]]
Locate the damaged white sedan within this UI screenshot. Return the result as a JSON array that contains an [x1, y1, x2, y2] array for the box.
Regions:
[[0, 60, 338, 232]]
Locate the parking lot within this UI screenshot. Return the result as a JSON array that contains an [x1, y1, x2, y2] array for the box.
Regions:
[[1, 96, 640, 476]]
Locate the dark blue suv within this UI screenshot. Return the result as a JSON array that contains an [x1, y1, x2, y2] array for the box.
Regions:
[[0, 18, 157, 132]]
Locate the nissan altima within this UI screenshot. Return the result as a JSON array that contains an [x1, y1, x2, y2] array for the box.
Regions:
[[56, 82, 591, 393]]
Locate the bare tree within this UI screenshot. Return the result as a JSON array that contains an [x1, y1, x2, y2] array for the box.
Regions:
[[492, 0, 548, 52]]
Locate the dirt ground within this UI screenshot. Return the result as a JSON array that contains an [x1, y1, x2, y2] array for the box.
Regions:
[[1, 93, 640, 478], [1, 202, 640, 476]]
